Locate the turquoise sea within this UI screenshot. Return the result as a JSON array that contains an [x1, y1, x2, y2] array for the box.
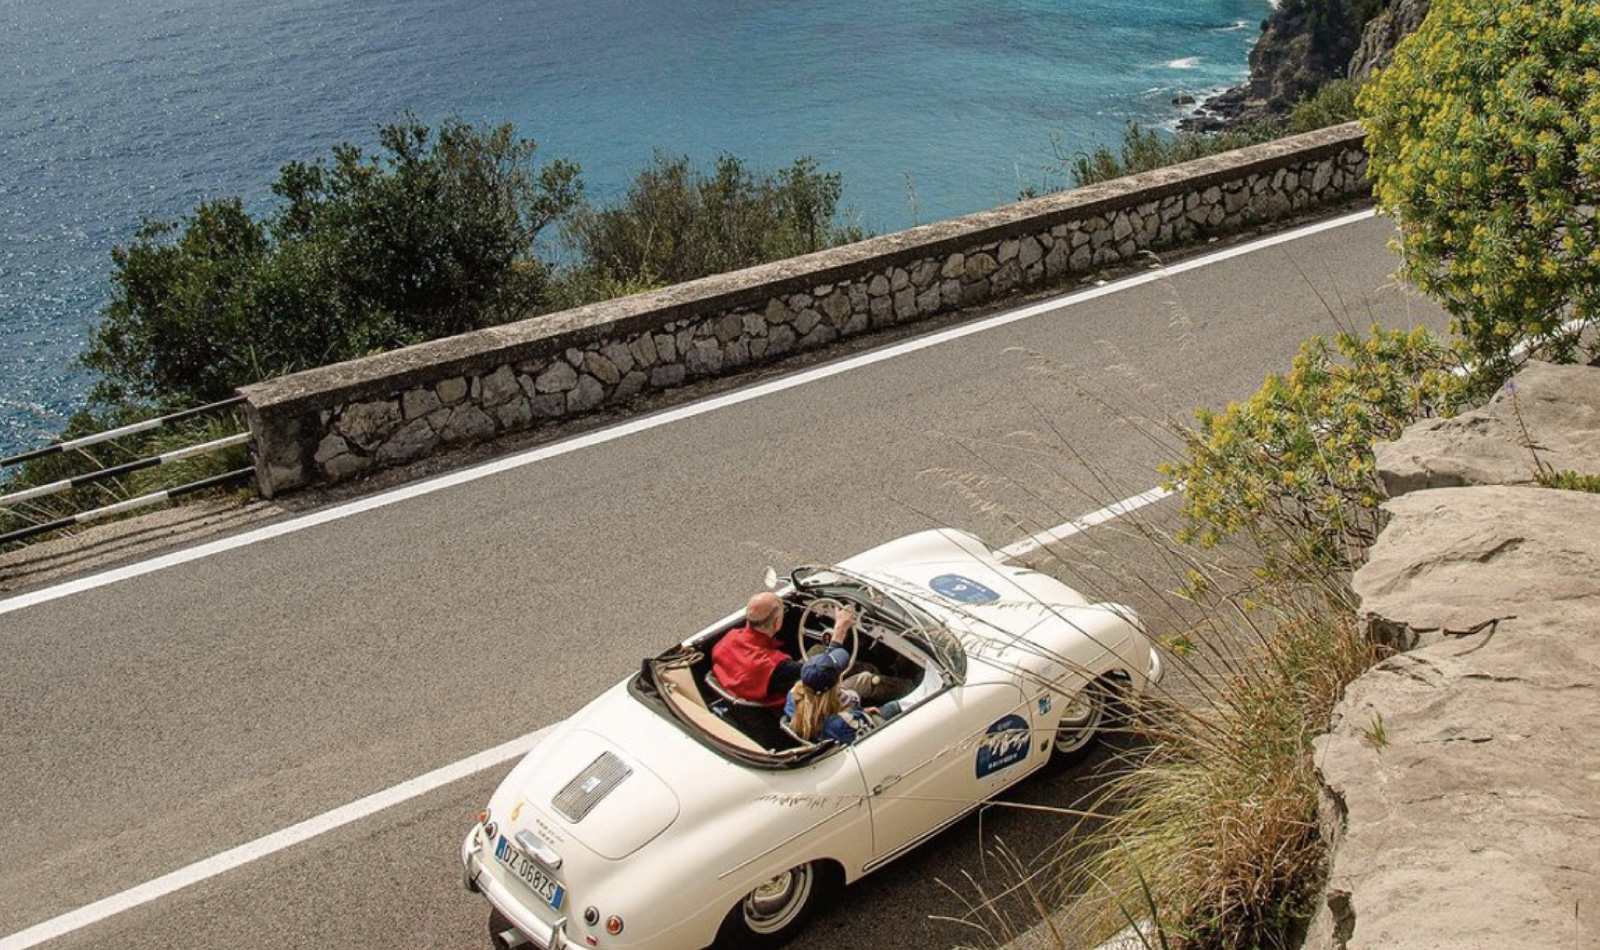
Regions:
[[0, 0, 1271, 456]]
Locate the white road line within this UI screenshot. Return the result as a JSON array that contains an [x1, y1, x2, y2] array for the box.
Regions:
[[0, 208, 1376, 617], [0, 728, 551, 950], [0, 485, 1172, 949], [997, 486, 1175, 560]]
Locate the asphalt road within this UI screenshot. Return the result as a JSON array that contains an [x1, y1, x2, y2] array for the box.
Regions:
[[0, 210, 1448, 950]]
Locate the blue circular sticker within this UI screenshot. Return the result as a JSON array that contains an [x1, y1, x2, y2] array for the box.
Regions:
[[929, 574, 1000, 603]]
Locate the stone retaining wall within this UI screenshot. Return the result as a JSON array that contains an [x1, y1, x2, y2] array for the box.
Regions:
[[240, 122, 1369, 497]]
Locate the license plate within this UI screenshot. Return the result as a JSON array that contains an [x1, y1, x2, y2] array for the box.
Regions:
[[494, 835, 566, 910]]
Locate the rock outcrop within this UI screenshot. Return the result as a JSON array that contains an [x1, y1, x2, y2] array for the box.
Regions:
[[1185, 0, 1429, 131], [1348, 0, 1430, 81], [1305, 361, 1600, 949]]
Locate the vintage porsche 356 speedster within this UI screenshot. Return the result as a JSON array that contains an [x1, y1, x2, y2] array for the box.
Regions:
[[461, 528, 1162, 950]]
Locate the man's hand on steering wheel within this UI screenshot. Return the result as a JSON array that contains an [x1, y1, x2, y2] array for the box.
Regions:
[[829, 607, 856, 646]]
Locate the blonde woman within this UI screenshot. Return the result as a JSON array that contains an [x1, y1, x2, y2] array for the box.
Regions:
[[784, 648, 901, 744]]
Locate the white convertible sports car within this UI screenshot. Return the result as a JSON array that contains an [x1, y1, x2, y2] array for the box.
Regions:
[[461, 528, 1162, 950]]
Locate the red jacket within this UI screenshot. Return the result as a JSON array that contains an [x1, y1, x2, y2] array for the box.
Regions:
[[711, 626, 788, 707]]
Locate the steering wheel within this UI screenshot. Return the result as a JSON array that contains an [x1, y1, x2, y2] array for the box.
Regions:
[[794, 597, 860, 676]]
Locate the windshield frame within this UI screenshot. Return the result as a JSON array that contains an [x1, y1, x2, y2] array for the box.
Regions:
[[790, 565, 968, 684]]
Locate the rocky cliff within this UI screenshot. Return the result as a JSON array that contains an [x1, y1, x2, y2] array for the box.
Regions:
[[1186, 0, 1429, 130], [1305, 360, 1600, 949]]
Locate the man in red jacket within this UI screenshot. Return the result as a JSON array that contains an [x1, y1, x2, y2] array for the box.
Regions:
[[712, 591, 852, 706]]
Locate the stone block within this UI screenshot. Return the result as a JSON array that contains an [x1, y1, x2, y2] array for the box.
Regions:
[[893, 287, 917, 319], [615, 370, 648, 399], [1019, 236, 1044, 270], [601, 341, 635, 376], [402, 388, 441, 421], [685, 339, 723, 376], [630, 333, 659, 368], [869, 295, 894, 324], [650, 364, 687, 387], [534, 361, 578, 393], [336, 400, 400, 450], [963, 253, 998, 281], [941, 253, 965, 279], [323, 451, 371, 481], [481, 364, 520, 406], [567, 374, 605, 412], [440, 404, 495, 442], [314, 433, 349, 464], [494, 398, 533, 430], [531, 393, 566, 418], [379, 418, 440, 463], [715, 313, 744, 343], [765, 324, 797, 357], [582, 351, 621, 386], [655, 332, 678, 363], [867, 273, 891, 296], [437, 376, 468, 406]]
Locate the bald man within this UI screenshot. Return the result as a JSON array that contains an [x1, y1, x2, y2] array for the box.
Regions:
[[711, 592, 853, 706]]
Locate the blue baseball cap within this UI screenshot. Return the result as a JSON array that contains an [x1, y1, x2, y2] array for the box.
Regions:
[[800, 652, 844, 691]]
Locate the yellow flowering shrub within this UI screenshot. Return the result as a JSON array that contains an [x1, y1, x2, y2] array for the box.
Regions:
[[1163, 328, 1466, 573], [1358, 0, 1600, 368]]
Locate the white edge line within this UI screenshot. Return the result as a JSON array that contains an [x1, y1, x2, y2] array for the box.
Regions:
[[0, 727, 552, 950], [0, 207, 1375, 617], [997, 486, 1175, 560], [0, 484, 1179, 949]]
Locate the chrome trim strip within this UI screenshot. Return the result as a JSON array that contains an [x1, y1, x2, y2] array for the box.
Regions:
[[860, 802, 981, 874], [514, 829, 564, 870]]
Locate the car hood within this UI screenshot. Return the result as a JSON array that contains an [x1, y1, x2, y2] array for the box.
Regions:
[[839, 528, 1136, 660], [509, 723, 681, 860]]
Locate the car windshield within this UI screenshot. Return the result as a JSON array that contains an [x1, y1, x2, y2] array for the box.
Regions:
[[791, 566, 967, 681]]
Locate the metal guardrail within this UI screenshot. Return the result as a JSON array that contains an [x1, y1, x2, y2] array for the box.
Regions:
[[0, 396, 254, 547]]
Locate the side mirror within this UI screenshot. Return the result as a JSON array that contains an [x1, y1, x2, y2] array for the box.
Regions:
[[763, 567, 779, 590]]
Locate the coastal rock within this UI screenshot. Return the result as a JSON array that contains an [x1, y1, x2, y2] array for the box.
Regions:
[[1305, 361, 1600, 950], [1375, 361, 1600, 498], [1349, 0, 1431, 81]]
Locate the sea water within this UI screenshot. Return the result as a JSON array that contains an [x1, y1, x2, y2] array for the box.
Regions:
[[0, 0, 1269, 455]]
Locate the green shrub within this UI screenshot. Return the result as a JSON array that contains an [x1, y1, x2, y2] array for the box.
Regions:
[[1162, 327, 1467, 576], [559, 153, 862, 292], [1359, 0, 1600, 368]]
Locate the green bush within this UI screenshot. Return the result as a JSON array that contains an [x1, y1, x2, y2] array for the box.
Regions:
[[1162, 327, 1467, 575], [85, 118, 582, 406], [1359, 0, 1600, 368], [559, 153, 862, 293]]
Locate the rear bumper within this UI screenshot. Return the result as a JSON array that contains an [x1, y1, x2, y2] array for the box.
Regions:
[[462, 825, 571, 950]]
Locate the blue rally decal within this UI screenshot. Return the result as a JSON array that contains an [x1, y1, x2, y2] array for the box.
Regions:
[[930, 574, 1000, 604], [975, 714, 1032, 778]]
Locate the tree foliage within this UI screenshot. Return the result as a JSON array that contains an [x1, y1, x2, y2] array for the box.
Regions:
[[1359, 0, 1600, 366], [85, 119, 582, 406], [559, 153, 862, 294]]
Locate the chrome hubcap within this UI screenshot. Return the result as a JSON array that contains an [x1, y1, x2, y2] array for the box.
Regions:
[[743, 865, 813, 933]]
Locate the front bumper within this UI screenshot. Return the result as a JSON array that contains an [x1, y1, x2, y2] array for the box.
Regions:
[[462, 825, 572, 950], [1146, 645, 1164, 687]]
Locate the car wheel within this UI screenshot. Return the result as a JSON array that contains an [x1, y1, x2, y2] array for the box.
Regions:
[[1047, 679, 1111, 770], [717, 861, 829, 949]]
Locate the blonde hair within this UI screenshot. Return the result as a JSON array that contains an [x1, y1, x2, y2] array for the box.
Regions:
[[790, 681, 847, 740]]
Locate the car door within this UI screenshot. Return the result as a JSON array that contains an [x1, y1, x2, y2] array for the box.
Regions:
[[852, 677, 1029, 870]]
